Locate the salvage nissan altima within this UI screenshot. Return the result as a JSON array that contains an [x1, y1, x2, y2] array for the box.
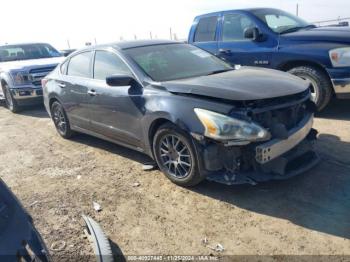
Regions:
[[42, 40, 319, 186]]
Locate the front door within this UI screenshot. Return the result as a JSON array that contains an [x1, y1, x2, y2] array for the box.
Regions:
[[86, 50, 144, 148], [217, 12, 277, 67]]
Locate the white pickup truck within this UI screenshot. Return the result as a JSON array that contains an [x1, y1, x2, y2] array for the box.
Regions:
[[0, 43, 64, 112]]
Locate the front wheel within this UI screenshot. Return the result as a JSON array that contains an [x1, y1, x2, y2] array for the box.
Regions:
[[153, 123, 205, 187], [51, 101, 74, 139], [288, 66, 333, 111], [3, 85, 21, 113]]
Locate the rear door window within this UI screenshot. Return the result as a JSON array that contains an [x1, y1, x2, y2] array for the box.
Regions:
[[93, 51, 131, 80], [67, 52, 93, 78], [194, 16, 218, 42]]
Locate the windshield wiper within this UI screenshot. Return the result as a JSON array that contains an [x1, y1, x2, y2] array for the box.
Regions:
[[280, 24, 316, 34], [206, 69, 233, 76]]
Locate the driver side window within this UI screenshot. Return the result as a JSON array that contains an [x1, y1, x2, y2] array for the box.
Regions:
[[93, 51, 131, 81], [222, 13, 256, 41]]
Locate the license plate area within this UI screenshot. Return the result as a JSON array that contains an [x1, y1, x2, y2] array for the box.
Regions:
[[256, 114, 313, 164]]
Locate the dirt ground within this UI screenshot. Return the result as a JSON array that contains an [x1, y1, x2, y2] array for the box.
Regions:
[[0, 100, 349, 260]]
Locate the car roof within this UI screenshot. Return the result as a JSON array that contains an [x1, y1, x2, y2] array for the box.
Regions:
[[194, 7, 279, 18], [78, 40, 181, 53]]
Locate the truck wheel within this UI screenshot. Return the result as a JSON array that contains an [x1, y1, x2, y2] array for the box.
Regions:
[[51, 101, 74, 139], [288, 66, 332, 111], [153, 123, 205, 187], [3, 85, 21, 113]]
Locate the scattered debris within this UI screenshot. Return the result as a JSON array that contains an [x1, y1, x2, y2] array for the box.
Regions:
[[202, 238, 224, 253], [155, 194, 160, 198], [93, 201, 102, 212], [50, 240, 66, 252], [132, 182, 140, 187], [29, 200, 39, 207], [142, 163, 157, 171], [142, 164, 154, 171], [213, 243, 225, 252], [201, 237, 208, 245]]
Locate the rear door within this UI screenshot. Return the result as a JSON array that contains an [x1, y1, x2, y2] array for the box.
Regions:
[[86, 50, 144, 148], [190, 15, 220, 55], [217, 12, 276, 67], [58, 51, 93, 130]]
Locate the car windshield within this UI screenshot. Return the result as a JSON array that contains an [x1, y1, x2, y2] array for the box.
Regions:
[[251, 8, 314, 34], [124, 44, 233, 82], [0, 43, 62, 62]]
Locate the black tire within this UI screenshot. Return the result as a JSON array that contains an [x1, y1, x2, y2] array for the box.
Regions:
[[51, 101, 74, 139], [153, 123, 205, 187], [3, 84, 21, 113], [288, 66, 333, 111]]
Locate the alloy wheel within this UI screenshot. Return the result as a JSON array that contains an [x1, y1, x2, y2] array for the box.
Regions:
[[52, 105, 67, 134], [158, 134, 193, 179]]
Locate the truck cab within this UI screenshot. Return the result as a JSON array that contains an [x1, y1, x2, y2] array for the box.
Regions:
[[188, 8, 350, 110]]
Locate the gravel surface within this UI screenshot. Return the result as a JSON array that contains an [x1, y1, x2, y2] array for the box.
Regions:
[[0, 101, 349, 260]]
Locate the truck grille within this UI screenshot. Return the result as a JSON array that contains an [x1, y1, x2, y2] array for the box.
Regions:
[[29, 66, 57, 87]]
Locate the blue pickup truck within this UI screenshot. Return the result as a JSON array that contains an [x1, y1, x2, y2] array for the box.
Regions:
[[188, 8, 350, 110]]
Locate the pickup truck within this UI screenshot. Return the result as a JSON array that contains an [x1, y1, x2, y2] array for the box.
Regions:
[[0, 43, 64, 112], [188, 8, 350, 110]]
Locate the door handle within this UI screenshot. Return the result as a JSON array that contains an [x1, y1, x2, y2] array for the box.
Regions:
[[219, 49, 232, 55], [58, 83, 66, 88], [87, 90, 97, 96]]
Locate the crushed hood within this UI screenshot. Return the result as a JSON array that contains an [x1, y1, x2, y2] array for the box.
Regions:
[[159, 67, 309, 101], [281, 27, 350, 44], [0, 57, 64, 72]]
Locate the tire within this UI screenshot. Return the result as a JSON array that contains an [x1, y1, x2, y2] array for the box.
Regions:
[[51, 101, 74, 139], [153, 123, 205, 187], [288, 66, 333, 111], [3, 84, 21, 113]]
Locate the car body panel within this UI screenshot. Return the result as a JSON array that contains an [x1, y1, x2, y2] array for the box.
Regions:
[[161, 67, 309, 100]]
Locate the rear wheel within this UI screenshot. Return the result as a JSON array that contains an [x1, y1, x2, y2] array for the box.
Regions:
[[51, 101, 74, 138], [153, 123, 205, 187], [3, 85, 20, 113], [288, 66, 333, 111]]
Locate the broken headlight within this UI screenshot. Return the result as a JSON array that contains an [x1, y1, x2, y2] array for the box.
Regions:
[[194, 108, 270, 143]]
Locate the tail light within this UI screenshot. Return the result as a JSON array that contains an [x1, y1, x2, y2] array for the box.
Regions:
[[41, 78, 48, 88]]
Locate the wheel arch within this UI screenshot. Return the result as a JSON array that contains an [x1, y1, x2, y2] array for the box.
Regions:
[[147, 116, 194, 157], [278, 60, 332, 82], [148, 118, 174, 153]]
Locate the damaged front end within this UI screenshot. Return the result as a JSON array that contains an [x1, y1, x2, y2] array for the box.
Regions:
[[193, 89, 320, 185]]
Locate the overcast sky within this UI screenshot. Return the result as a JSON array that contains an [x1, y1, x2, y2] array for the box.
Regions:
[[0, 0, 349, 49]]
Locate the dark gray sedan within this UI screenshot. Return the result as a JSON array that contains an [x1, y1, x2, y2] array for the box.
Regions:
[[43, 40, 319, 186]]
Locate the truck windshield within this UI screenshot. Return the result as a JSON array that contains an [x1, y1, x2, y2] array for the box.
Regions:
[[251, 8, 314, 34], [125, 44, 233, 82], [0, 43, 62, 62]]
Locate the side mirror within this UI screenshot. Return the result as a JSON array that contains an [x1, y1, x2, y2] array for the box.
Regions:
[[106, 75, 135, 86], [244, 27, 261, 41]]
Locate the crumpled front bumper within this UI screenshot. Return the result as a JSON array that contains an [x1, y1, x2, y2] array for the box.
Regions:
[[194, 114, 319, 185]]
